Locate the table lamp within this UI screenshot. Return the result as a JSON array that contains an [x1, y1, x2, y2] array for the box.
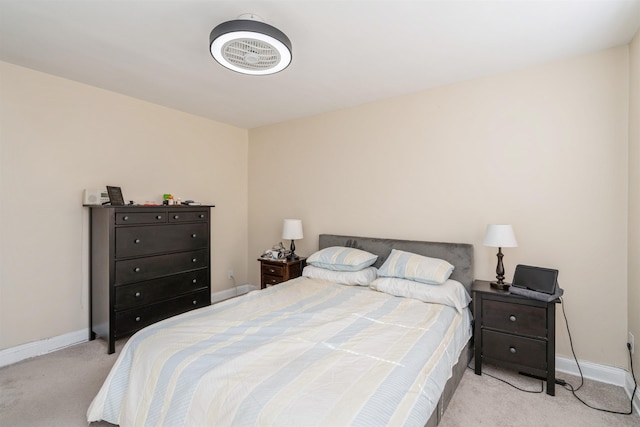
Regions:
[[483, 224, 518, 290], [282, 219, 303, 260]]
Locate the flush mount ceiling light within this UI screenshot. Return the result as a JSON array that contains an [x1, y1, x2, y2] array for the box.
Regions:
[[209, 14, 292, 75]]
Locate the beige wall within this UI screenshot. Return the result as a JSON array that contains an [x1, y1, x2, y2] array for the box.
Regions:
[[629, 29, 640, 373], [0, 42, 635, 371], [249, 47, 630, 368], [0, 62, 249, 350]]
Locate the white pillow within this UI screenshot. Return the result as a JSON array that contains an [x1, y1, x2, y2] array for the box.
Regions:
[[302, 265, 377, 286], [377, 249, 454, 285], [307, 246, 378, 272], [369, 277, 471, 313]]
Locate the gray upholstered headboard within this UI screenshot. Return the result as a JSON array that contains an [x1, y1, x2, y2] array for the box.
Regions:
[[319, 234, 474, 293]]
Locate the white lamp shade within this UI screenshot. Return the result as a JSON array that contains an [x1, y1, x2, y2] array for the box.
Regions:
[[483, 224, 518, 248], [282, 219, 303, 240]]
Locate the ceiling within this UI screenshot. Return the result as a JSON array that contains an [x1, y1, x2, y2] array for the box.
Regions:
[[1, 1, 639, 129]]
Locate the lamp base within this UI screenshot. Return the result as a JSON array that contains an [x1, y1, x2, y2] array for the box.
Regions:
[[490, 281, 510, 290], [287, 239, 299, 260]]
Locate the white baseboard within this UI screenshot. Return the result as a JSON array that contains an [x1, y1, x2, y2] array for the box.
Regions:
[[0, 284, 259, 368], [0, 328, 88, 368], [211, 284, 258, 303], [556, 355, 639, 414]]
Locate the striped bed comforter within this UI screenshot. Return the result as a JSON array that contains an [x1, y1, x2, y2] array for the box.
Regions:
[[88, 277, 472, 427]]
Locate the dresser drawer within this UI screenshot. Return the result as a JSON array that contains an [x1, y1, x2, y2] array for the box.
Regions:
[[261, 263, 285, 278], [482, 330, 547, 370], [115, 249, 208, 284], [114, 289, 210, 337], [114, 269, 208, 310], [482, 299, 547, 337], [168, 210, 209, 223], [115, 223, 208, 258], [115, 211, 167, 225]]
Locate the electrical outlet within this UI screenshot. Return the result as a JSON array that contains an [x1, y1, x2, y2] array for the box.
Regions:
[[227, 269, 234, 280], [629, 332, 635, 354]]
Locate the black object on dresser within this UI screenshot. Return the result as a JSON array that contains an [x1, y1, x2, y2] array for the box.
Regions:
[[258, 257, 306, 289], [472, 279, 558, 395], [89, 206, 213, 354]]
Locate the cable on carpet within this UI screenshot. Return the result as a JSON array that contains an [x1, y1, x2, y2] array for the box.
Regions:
[[466, 361, 544, 393], [558, 295, 637, 415]]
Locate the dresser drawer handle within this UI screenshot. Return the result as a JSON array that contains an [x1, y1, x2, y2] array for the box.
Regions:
[[199, 214, 205, 218], [135, 292, 141, 298], [174, 215, 180, 219], [134, 239, 141, 244], [509, 346, 516, 354], [156, 215, 162, 220], [191, 233, 197, 238], [269, 268, 275, 273], [509, 315, 517, 322], [135, 316, 141, 322], [192, 258, 197, 263], [192, 279, 197, 284], [270, 279, 277, 283], [192, 300, 198, 305], [134, 267, 141, 272], [123, 216, 129, 221]]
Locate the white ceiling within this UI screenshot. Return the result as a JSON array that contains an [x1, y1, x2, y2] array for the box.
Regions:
[[1, 1, 639, 129]]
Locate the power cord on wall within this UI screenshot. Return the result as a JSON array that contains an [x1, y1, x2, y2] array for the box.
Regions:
[[556, 296, 637, 415]]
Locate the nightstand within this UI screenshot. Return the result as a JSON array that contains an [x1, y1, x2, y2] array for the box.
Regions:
[[472, 279, 558, 395], [258, 257, 307, 289]]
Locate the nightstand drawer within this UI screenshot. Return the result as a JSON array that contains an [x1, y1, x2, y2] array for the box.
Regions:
[[482, 299, 547, 337], [482, 330, 547, 370], [263, 274, 284, 286], [473, 280, 556, 395], [261, 263, 285, 278], [258, 257, 306, 289]]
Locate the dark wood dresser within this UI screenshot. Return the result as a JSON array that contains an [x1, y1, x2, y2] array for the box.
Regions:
[[258, 257, 306, 289], [472, 279, 558, 395], [89, 205, 213, 353]]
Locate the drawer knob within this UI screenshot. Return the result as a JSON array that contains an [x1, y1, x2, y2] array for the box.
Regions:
[[191, 233, 197, 238], [123, 216, 129, 221], [199, 214, 204, 218], [156, 215, 162, 220], [134, 267, 141, 272], [509, 346, 517, 354], [135, 292, 141, 298], [135, 316, 141, 322], [271, 279, 276, 283], [192, 258, 197, 263], [509, 315, 517, 322], [192, 279, 197, 284], [192, 300, 197, 305], [134, 239, 141, 244], [269, 268, 275, 273], [174, 215, 179, 219]]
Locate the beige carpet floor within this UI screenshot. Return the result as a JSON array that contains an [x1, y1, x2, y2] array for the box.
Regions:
[[0, 338, 638, 427]]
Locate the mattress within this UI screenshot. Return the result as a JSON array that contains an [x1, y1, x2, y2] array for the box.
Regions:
[[88, 277, 472, 427]]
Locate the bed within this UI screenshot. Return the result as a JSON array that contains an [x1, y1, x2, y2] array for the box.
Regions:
[[88, 234, 474, 427]]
